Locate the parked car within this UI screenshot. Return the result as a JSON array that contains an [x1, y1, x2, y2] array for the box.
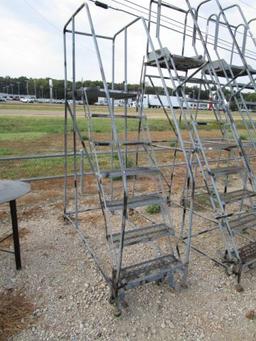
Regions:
[[20, 97, 34, 103], [20, 97, 28, 103]]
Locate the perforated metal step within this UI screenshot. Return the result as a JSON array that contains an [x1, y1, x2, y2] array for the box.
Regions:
[[108, 223, 174, 247], [219, 189, 256, 204], [229, 212, 256, 234], [196, 122, 208, 126], [147, 47, 205, 71], [119, 254, 184, 289], [91, 113, 146, 119], [239, 242, 256, 264], [106, 194, 163, 210], [100, 167, 160, 178], [205, 59, 256, 78], [209, 166, 244, 177], [93, 140, 151, 146]]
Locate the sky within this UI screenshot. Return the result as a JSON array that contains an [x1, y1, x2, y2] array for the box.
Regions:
[[0, 0, 256, 82]]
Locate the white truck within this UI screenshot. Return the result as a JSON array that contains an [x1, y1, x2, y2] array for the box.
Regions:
[[146, 94, 181, 108], [131, 94, 208, 110]]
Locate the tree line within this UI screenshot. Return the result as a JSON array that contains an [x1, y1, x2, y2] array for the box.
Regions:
[[0, 76, 210, 100], [1, 76, 256, 103]]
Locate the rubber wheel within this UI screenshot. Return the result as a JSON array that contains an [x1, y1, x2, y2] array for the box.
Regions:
[[235, 284, 244, 293]]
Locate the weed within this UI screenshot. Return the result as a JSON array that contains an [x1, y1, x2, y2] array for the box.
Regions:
[[170, 140, 178, 147], [146, 204, 161, 214]]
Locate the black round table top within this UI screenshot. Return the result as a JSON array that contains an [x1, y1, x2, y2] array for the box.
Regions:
[[0, 180, 31, 204]]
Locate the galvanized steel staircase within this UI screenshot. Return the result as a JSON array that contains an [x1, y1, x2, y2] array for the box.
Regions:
[[145, 0, 256, 289], [64, 3, 189, 315]]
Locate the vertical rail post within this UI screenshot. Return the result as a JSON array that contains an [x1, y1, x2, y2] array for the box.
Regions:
[[63, 30, 68, 216], [72, 17, 79, 226], [124, 28, 128, 166]]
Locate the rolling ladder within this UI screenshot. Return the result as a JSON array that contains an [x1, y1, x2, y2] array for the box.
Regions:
[[64, 2, 188, 315], [202, 2, 256, 152], [146, 0, 256, 289], [196, 0, 256, 287]]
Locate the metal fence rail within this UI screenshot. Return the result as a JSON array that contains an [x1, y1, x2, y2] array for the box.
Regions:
[[1, 150, 256, 182]]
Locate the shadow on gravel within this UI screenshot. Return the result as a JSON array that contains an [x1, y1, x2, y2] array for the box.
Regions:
[[0, 289, 35, 340]]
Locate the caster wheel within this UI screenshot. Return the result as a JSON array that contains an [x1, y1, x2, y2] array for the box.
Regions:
[[180, 282, 188, 289], [155, 279, 163, 286], [235, 284, 244, 293], [113, 306, 122, 317], [121, 299, 129, 308], [109, 296, 115, 305]]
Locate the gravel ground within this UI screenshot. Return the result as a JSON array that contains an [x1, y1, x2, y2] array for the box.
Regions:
[[1, 188, 256, 341]]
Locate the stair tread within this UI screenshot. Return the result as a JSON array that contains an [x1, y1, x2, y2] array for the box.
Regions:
[[93, 140, 151, 146], [108, 223, 174, 247], [210, 166, 244, 176], [84, 87, 137, 99], [239, 241, 256, 264], [205, 59, 256, 78], [100, 167, 160, 178], [120, 254, 184, 285], [219, 189, 256, 204], [106, 194, 163, 210], [147, 47, 205, 71], [229, 212, 256, 233], [91, 113, 146, 119]]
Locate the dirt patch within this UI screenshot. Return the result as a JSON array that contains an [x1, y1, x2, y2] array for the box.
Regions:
[[0, 289, 35, 341], [0, 227, 30, 248]]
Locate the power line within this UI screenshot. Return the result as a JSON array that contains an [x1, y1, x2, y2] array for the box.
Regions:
[[237, 0, 256, 12], [22, 0, 61, 33], [107, 0, 256, 59]]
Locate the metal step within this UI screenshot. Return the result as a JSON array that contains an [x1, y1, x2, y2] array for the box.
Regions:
[[91, 113, 146, 119], [108, 223, 174, 247], [196, 122, 209, 126], [93, 140, 151, 146], [204, 59, 256, 78], [239, 241, 256, 265], [219, 189, 256, 204], [106, 194, 163, 210], [229, 212, 256, 234], [147, 47, 205, 71], [100, 167, 160, 178], [209, 166, 244, 177], [84, 87, 137, 99], [146, 74, 255, 89], [119, 254, 184, 289]]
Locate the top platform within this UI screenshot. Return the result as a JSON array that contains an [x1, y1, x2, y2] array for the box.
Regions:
[[147, 47, 205, 71], [0, 180, 31, 204], [204, 59, 256, 78]]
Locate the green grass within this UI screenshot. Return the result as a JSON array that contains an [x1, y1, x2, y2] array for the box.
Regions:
[[0, 115, 252, 147], [0, 115, 165, 136], [0, 132, 48, 141], [146, 204, 161, 214], [0, 113, 252, 180], [240, 133, 248, 141], [0, 147, 13, 155], [0, 115, 253, 136], [0, 116, 69, 134], [0, 158, 66, 179], [0, 103, 66, 111]]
